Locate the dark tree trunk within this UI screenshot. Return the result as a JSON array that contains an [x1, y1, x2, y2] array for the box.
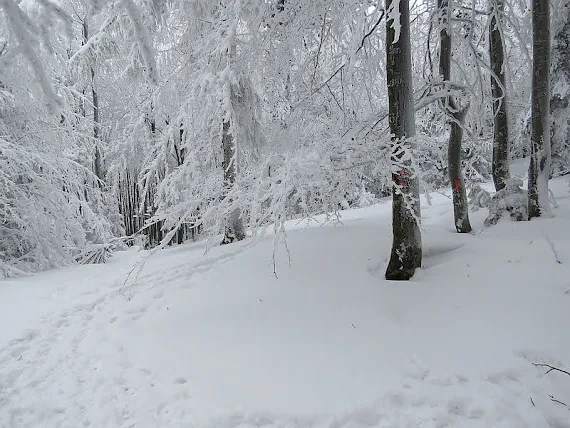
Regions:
[[438, 0, 472, 233], [221, 120, 246, 244], [528, 0, 551, 218], [119, 171, 142, 237], [550, 0, 570, 174], [489, 0, 510, 191], [385, 0, 422, 280], [447, 110, 471, 232]]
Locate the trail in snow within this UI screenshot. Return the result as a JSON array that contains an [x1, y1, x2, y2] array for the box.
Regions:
[[0, 244, 246, 427], [0, 178, 569, 427]]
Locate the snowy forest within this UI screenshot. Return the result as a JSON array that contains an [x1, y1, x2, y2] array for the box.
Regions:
[[0, 0, 567, 278], [2, 1, 570, 426]]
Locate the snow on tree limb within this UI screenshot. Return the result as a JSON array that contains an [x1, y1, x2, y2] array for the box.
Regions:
[[35, 0, 74, 39], [0, 0, 62, 110], [120, 0, 158, 85], [386, 0, 401, 43]]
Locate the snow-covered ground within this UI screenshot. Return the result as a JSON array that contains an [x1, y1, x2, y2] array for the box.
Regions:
[[1, 177, 570, 427]]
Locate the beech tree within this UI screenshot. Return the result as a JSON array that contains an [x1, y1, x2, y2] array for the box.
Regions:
[[550, 0, 570, 175], [528, 0, 551, 218], [489, 0, 510, 191], [438, 0, 471, 233], [385, 0, 422, 280]]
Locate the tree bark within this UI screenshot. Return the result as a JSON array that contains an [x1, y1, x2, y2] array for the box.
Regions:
[[221, 120, 246, 244], [489, 0, 510, 191], [385, 0, 422, 280], [550, 0, 570, 174], [528, 0, 551, 218], [438, 0, 472, 233]]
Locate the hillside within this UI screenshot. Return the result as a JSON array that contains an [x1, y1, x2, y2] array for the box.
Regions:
[[1, 178, 569, 427]]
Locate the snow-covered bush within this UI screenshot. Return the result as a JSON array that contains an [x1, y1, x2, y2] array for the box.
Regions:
[[468, 184, 492, 211], [484, 179, 528, 226]]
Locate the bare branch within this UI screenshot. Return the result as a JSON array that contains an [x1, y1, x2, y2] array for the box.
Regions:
[[532, 362, 570, 377], [307, 9, 386, 98], [358, 9, 386, 52], [549, 395, 569, 407]]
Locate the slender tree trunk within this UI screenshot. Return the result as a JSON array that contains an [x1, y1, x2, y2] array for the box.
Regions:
[[385, 0, 422, 280], [489, 0, 510, 191], [438, 0, 472, 233], [528, 0, 551, 218], [83, 18, 103, 183], [448, 110, 472, 231], [221, 120, 246, 244], [93, 73, 103, 182], [220, 35, 245, 245]]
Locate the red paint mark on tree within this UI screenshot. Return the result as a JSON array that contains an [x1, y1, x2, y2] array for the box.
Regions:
[[397, 169, 407, 187], [453, 178, 461, 192]]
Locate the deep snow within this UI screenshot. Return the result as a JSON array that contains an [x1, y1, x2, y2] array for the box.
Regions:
[[1, 177, 570, 427]]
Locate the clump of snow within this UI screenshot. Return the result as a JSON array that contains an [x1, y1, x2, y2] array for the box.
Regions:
[[354, 185, 377, 208], [386, 0, 402, 43], [468, 184, 491, 210], [552, 77, 570, 100], [485, 178, 528, 226]]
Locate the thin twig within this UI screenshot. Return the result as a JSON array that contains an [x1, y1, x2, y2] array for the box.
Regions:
[[532, 362, 570, 377], [358, 9, 386, 52], [549, 395, 569, 407], [311, 12, 328, 86], [541, 229, 562, 264], [308, 10, 385, 97]]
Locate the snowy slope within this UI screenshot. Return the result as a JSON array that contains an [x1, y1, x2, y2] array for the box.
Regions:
[[1, 179, 570, 428]]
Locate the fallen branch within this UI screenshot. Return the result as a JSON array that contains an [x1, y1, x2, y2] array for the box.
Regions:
[[549, 394, 569, 407], [532, 362, 570, 377]]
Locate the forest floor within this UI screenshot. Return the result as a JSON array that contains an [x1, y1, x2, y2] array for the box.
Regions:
[[1, 176, 570, 427]]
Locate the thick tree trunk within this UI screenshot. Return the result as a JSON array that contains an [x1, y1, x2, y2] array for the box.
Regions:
[[221, 120, 246, 244], [528, 0, 551, 218], [489, 0, 510, 191], [550, 0, 570, 174], [438, 0, 472, 233], [385, 0, 422, 280]]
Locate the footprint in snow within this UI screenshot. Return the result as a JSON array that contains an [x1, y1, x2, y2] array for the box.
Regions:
[[447, 397, 472, 417], [487, 369, 522, 385], [174, 377, 187, 385]]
